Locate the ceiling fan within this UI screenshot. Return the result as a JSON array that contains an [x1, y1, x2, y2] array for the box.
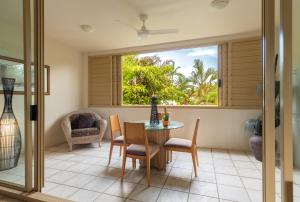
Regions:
[[117, 14, 179, 38]]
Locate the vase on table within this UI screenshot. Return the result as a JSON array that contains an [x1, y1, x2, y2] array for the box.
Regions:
[[150, 96, 159, 126], [0, 78, 22, 170]]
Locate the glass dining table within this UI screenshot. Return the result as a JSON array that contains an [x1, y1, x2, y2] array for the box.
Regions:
[[131, 120, 184, 170]]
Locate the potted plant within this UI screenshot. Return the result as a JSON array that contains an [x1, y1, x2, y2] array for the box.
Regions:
[[245, 81, 280, 162], [245, 116, 262, 161]]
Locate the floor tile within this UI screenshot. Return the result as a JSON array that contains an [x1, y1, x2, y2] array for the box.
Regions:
[[190, 181, 218, 198], [42, 181, 59, 193], [65, 163, 91, 173], [139, 174, 167, 187], [84, 177, 116, 193], [216, 173, 243, 187], [169, 168, 192, 180], [164, 176, 191, 192], [68, 189, 100, 202], [94, 193, 125, 202], [213, 159, 234, 167], [47, 171, 77, 184], [230, 152, 251, 161], [123, 170, 145, 183], [63, 173, 95, 188], [104, 181, 137, 198], [247, 189, 262, 202], [46, 184, 79, 199], [238, 168, 262, 179], [157, 189, 188, 202], [129, 185, 161, 202], [193, 171, 216, 183], [233, 161, 257, 169], [214, 165, 238, 175], [188, 194, 218, 202], [197, 164, 214, 173], [42, 143, 266, 202], [173, 160, 194, 170], [241, 177, 262, 191], [218, 184, 250, 202], [98, 167, 123, 179], [44, 168, 60, 178]]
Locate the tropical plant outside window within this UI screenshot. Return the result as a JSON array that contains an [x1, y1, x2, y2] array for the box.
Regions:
[[122, 45, 218, 106]]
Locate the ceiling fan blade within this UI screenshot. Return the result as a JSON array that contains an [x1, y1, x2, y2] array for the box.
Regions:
[[148, 29, 179, 35], [115, 20, 138, 32]]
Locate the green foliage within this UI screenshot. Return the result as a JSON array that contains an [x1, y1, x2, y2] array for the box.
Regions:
[[122, 55, 218, 105]]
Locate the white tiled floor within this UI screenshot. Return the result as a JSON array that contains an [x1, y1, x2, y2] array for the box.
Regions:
[[42, 142, 264, 202]]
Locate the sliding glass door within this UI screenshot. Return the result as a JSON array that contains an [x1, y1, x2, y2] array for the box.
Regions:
[[0, 0, 44, 192]]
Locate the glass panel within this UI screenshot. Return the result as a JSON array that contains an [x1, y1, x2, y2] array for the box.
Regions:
[[274, 0, 281, 200], [0, 0, 25, 187], [293, 0, 300, 200]]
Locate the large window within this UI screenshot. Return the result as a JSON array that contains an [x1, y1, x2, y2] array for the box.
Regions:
[[122, 45, 219, 106], [88, 37, 262, 108]]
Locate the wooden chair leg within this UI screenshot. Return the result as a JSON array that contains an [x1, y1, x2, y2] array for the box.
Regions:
[[191, 151, 198, 177], [108, 143, 113, 165], [146, 155, 151, 187], [166, 149, 169, 163], [121, 149, 127, 180], [119, 146, 122, 156], [195, 147, 199, 166], [157, 152, 161, 170], [132, 158, 136, 169]]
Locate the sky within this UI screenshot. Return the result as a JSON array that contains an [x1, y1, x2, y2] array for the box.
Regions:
[[139, 45, 218, 76]]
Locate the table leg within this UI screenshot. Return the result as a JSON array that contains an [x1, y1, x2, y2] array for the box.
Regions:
[[140, 130, 170, 170]]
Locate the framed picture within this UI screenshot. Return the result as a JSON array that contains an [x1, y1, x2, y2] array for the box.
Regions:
[[0, 55, 50, 95]]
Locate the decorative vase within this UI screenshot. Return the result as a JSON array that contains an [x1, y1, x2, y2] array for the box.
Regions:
[[150, 96, 159, 126], [249, 135, 262, 162], [0, 78, 22, 170]]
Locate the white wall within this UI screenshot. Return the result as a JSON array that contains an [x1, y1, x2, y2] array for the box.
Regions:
[[88, 107, 261, 151], [44, 37, 84, 147]]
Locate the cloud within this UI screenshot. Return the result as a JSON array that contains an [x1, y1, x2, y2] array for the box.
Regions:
[[187, 47, 218, 57]]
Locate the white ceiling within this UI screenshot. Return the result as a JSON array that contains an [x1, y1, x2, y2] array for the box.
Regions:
[[2, 0, 262, 53]]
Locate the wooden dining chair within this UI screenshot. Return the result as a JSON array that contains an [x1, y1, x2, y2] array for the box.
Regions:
[[164, 118, 200, 177], [121, 122, 160, 187], [108, 115, 126, 165]]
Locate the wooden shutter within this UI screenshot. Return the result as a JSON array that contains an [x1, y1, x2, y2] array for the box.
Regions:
[[219, 37, 263, 108], [218, 43, 229, 106], [88, 55, 112, 106], [227, 38, 263, 108], [88, 55, 122, 106]]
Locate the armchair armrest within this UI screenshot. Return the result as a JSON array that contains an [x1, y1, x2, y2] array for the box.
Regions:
[[61, 116, 72, 143], [97, 118, 108, 140]]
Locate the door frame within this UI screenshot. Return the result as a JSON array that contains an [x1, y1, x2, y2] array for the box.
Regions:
[[279, 0, 293, 201], [262, 0, 276, 201]]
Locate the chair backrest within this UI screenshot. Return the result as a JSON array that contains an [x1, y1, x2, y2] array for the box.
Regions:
[[109, 115, 122, 140], [192, 118, 200, 146], [124, 122, 148, 146]]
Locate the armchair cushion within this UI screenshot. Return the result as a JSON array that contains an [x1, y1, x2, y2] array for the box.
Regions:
[[70, 113, 97, 129], [71, 127, 100, 137]]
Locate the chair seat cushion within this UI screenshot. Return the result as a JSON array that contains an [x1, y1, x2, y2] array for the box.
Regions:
[[71, 127, 100, 137], [113, 135, 124, 143], [164, 138, 192, 148], [126, 144, 159, 156]]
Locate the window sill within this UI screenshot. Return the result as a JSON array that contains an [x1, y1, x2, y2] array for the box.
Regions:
[[89, 104, 261, 110]]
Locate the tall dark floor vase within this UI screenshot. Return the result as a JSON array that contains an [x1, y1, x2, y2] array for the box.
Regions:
[[0, 78, 21, 171]]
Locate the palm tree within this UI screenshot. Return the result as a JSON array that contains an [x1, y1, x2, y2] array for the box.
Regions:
[[189, 59, 218, 104]]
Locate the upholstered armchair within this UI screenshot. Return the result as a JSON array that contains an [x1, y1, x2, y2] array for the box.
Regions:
[[61, 110, 107, 151]]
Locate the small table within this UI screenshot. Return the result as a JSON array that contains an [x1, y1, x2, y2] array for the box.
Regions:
[[134, 120, 184, 170]]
